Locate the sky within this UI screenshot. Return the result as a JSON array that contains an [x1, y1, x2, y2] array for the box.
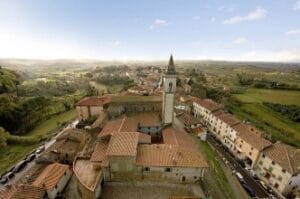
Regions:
[[0, 0, 300, 62]]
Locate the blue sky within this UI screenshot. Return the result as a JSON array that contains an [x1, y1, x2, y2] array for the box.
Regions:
[[0, 0, 300, 61]]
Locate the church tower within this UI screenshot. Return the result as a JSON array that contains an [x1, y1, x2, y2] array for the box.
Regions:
[[162, 55, 177, 124]]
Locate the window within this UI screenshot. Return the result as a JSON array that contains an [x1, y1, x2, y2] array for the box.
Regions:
[[292, 185, 298, 190], [144, 167, 150, 171], [281, 169, 286, 173], [165, 168, 171, 172], [194, 176, 197, 179], [269, 166, 273, 172], [249, 152, 252, 156], [262, 154, 265, 158], [251, 147, 253, 150], [271, 161, 275, 165]]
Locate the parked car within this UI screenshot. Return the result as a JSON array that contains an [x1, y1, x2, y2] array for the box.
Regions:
[[235, 172, 245, 183], [0, 176, 8, 184], [12, 160, 27, 173], [245, 167, 258, 179], [242, 183, 256, 197], [36, 145, 45, 154], [25, 153, 36, 163], [1, 171, 15, 184], [258, 180, 273, 193]]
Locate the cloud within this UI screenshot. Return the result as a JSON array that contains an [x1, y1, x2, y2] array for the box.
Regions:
[[223, 7, 267, 25], [285, 29, 300, 36], [233, 37, 248, 44], [149, 19, 168, 29], [294, 1, 300, 10], [211, 17, 216, 22]]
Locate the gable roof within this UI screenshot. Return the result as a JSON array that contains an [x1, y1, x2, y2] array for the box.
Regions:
[[0, 185, 45, 199], [106, 132, 139, 156], [233, 123, 271, 151], [193, 98, 222, 112], [263, 142, 300, 174], [217, 113, 240, 127], [32, 163, 70, 191], [90, 140, 109, 166], [136, 144, 208, 168]]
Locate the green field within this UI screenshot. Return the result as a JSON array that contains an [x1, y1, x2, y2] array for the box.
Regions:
[[195, 137, 235, 199], [234, 88, 300, 105], [0, 109, 76, 175], [230, 88, 300, 147]]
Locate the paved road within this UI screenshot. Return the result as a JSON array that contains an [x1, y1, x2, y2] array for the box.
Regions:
[[207, 134, 270, 199], [0, 119, 78, 188]]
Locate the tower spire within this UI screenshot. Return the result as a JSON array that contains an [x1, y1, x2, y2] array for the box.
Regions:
[[166, 54, 176, 75]]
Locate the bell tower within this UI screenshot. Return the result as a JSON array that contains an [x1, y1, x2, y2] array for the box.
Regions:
[[162, 55, 177, 124]]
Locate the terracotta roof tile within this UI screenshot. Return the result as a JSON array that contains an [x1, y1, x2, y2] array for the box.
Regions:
[[136, 144, 208, 168], [138, 133, 151, 144], [129, 112, 161, 126], [120, 117, 138, 132], [76, 96, 110, 106], [98, 118, 124, 138], [106, 132, 139, 156], [32, 163, 70, 191], [217, 113, 240, 127], [234, 123, 271, 151], [0, 185, 45, 199], [90, 140, 109, 167], [263, 142, 300, 174], [193, 98, 222, 112]]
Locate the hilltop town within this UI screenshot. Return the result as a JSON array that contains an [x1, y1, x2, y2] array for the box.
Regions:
[[0, 56, 299, 199]]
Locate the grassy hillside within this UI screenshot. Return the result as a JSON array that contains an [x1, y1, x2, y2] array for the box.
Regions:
[[0, 109, 76, 175], [234, 88, 300, 105], [229, 88, 300, 147]]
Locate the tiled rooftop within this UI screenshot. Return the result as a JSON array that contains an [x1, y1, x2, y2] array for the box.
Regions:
[[138, 133, 151, 144], [193, 98, 222, 112], [90, 140, 109, 166], [0, 185, 45, 199], [32, 163, 70, 191], [263, 142, 300, 174], [217, 113, 240, 127], [136, 144, 208, 168], [234, 123, 271, 151], [106, 132, 139, 156]]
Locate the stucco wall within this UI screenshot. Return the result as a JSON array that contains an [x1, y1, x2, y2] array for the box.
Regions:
[[109, 156, 142, 181], [255, 153, 292, 193], [235, 137, 260, 167], [140, 166, 205, 183]]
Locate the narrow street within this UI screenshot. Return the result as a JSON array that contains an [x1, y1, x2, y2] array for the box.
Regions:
[[207, 134, 270, 198], [0, 119, 78, 188]]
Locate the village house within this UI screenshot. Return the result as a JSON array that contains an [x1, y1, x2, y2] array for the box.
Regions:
[[76, 96, 110, 120], [255, 142, 300, 197], [213, 113, 240, 151], [32, 163, 72, 199], [192, 98, 223, 126], [233, 123, 272, 167], [0, 184, 45, 199]]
